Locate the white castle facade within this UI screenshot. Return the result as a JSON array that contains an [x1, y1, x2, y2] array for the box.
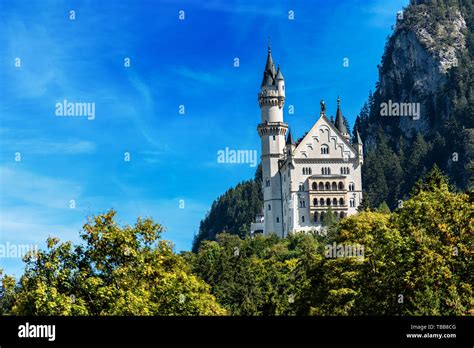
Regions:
[[251, 47, 364, 237]]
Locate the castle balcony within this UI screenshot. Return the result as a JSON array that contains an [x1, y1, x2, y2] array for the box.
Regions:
[[310, 205, 348, 210]]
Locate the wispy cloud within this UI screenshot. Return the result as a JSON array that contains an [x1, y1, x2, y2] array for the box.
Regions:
[[0, 166, 82, 209], [2, 138, 95, 155], [173, 66, 223, 85]]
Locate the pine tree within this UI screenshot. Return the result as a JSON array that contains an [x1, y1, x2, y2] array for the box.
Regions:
[[377, 201, 391, 214]]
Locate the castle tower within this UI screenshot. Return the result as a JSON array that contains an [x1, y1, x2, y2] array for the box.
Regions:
[[257, 46, 288, 236]]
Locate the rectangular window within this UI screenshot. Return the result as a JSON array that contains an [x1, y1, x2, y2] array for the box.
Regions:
[[268, 204, 271, 211]]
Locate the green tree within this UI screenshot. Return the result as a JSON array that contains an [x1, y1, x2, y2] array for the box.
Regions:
[[0, 270, 16, 315], [394, 166, 473, 315], [191, 233, 314, 315], [377, 201, 391, 214], [11, 210, 225, 316]]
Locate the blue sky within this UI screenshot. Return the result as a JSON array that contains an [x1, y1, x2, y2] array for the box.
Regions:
[[0, 0, 408, 277]]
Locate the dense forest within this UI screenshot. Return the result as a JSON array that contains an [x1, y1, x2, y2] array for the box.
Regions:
[[1, 166, 472, 315], [192, 165, 263, 252]]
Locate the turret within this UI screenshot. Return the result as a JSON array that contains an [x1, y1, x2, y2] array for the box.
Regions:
[[275, 64, 285, 98], [258, 46, 285, 123], [285, 129, 295, 157], [335, 96, 350, 141]]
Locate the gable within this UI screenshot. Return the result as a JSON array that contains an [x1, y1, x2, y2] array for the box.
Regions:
[[294, 115, 357, 160]]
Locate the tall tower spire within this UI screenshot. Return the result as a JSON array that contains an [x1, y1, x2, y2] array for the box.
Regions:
[[257, 45, 288, 237]]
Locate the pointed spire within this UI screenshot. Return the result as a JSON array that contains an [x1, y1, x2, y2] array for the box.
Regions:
[[261, 45, 276, 86], [286, 129, 294, 145], [265, 46, 276, 76], [355, 130, 363, 144], [335, 96, 348, 135], [276, 64, 284, 80]]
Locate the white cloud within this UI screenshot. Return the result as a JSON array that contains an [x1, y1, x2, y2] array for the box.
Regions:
[[0, 166, 82, 209]]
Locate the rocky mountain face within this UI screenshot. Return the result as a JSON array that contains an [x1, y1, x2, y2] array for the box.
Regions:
[[376, 0, 467, 134], [357, 0, 473, 208]]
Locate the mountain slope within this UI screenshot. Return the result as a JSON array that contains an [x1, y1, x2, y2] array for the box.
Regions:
[[356, 0, 473, 208], [192, 165, 263, 252]]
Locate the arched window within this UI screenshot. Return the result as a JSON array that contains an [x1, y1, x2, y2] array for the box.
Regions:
[[326, 198, 331, 206], [312, 182, 317, 190], [321, 168, 324, 175], [350, 199, 355, 207], [349, 183, 355, 191], [331, 182, 337, 191], [299, 183, 304, 191], [325, 182, 330, 190], [314, 212, 319, 222], [321, 212, 325, 221], [301, 216, 305, 223], [338, 182, 344, 190], [318, 182, 324, 190], [321, 144, 329, 154], [320, 198, 324, 206], [313, 198, 318, 206], [333, 198, 337, 206], [339, 198, 344, 206], [340, 212, 345, 219]]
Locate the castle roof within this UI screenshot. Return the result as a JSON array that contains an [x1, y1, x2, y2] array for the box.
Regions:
[[335, 96, 349, 134], [276, 64, 284, 80], [286, 129, 294, 145], [261, 46, 277, 87], [355, 130, 363, 144]]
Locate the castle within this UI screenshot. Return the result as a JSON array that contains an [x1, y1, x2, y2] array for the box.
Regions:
[[251, 47, 364, 237]]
